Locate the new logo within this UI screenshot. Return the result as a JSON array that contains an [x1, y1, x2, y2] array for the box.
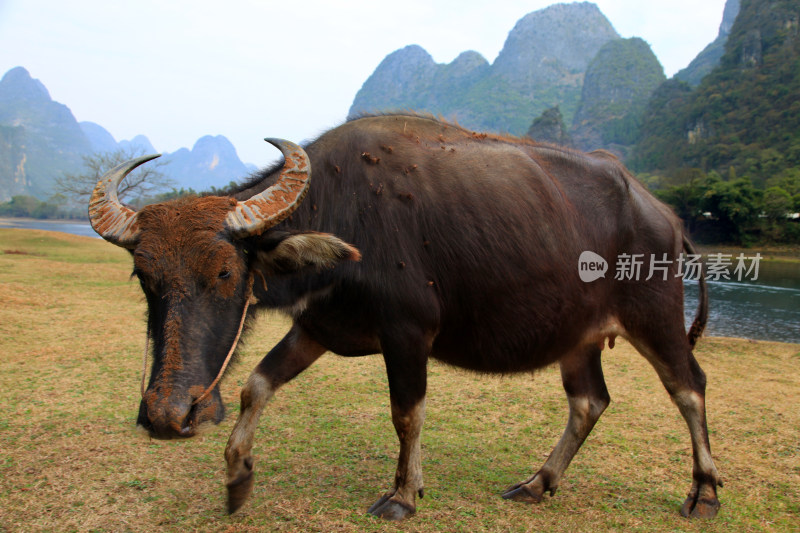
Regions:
[[579, 251, 608, 283]]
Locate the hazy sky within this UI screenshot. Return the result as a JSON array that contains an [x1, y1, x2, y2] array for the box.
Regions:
[[0, 0, 728, 167]]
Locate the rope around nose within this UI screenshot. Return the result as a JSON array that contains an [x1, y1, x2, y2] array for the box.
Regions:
[[140, 275, 254, 406]]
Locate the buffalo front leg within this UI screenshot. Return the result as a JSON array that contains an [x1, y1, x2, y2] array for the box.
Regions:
[[503, 345, 609, 503], [367, 330, 431, 520], [225, 325, 326, 514]]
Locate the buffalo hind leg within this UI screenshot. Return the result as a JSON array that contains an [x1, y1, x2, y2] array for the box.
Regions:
[[503, 345, 609, 503], [630, 335, 722, 518], [367, 329, 430, 520], [225, 325, 327, 514]]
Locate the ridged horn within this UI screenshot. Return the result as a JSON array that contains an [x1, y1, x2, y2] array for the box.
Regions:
[[88, 154, 161, 248], [225, 138, 311, 238]]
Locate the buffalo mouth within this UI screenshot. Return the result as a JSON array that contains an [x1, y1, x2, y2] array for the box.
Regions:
[[136, 387, 225, 439]]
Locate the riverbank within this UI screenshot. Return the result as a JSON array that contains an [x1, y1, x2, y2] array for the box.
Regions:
[[3, 216, 800, 261], [696, 243, 800, 263], [0, 216, 97, 239]]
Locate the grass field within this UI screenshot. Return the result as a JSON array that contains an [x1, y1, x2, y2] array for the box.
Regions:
[[1, 228, 798, 532]]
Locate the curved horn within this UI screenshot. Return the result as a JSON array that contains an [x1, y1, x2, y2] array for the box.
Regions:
[[225, 138, 311, 238], [88, 154, 161, 248]]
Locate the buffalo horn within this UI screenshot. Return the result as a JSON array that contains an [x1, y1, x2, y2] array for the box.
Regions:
[[225, 138, 311, 238], [88, 154, 161, 248]]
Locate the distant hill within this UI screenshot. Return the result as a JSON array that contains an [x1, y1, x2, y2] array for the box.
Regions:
[[0, 67, 92, 201], [160, 135, 254, 192], [350, 1, 749, 157], [81, 121, 157, 156], [570, 37, 665, 156], [0, 67, 253, 202], [80, 120, 253, 191], [631, 0, 800, 186], [675, 0, 742, 86], [80, 121, 119, 153], [349, 2, 619, 136], [119, 135, 157, 155]]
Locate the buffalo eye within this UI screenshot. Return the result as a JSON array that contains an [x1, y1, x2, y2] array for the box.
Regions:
[[218, 269, 231, 280]]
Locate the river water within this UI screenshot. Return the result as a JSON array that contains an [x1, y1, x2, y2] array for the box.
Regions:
[[684, 261, 800, 343], [0, 217, 100, 239], [2, 218, 799, 344]]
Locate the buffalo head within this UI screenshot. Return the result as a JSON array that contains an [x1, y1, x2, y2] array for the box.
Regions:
[[89, 140, 359, 439]]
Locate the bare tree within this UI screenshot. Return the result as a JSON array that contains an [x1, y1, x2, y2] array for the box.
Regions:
[[55, 147, 174, 205]]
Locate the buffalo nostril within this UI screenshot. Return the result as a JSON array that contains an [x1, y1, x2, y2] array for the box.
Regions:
[[174, 409, 193, 437], [178, 402, 201, 437]]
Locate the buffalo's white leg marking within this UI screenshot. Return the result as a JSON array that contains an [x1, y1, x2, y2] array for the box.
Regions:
[[674, 389, 720, 480], [391, 398, 426, 503], [225, 373, 274, 480], [521, 392, 608, 495]]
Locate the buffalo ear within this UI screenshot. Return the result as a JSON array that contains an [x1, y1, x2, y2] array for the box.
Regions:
[[254, 231, 361, 276]]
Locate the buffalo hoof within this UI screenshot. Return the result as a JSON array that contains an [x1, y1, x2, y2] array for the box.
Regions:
[[502, 484, 544, 504], [680, 477, 722, 519], [680, 493, 721, 519], [681, 498, 720, 518], [502, 474, 554, 504], [367, 493, 416, 521], [226, 458, 254, 514]]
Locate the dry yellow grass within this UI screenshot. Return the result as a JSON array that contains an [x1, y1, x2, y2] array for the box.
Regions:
[[0, 228, 798, 532]]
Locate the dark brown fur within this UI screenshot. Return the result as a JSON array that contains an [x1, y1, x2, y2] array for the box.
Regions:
[[121, 114, 717, 519]]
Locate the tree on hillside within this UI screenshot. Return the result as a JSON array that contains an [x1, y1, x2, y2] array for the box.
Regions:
[[55, 147, 173, 205]]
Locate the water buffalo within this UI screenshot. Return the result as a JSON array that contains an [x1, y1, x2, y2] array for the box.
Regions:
[[89, 114, 721, 520]]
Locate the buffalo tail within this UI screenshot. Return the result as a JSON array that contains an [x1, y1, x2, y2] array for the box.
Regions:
[[683, 235, 708, 348]]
